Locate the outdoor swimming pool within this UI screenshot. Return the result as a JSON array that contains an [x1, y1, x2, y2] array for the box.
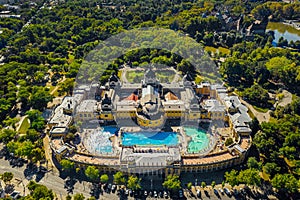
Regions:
[[85, 126, 118, 154], [185, 127, 210, 153], [122, 131, 178, 146]]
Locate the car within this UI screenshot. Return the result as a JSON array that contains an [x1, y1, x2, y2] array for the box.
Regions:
[[164, 190, 168, 198], [111, 184, 116, 193], [213, 188, 219, 195], [129, 189, 133, 197], [153, 190, 158, 198], [233, 188, 239, 196], [125, 189, 129, 196], [107, 183, 112, 192], [10, 191, 20, 199], [224, 188, 232, 196], [240, 188, 246, 195], [219, 188, 224, 195], [196, 189, 201, 198], [178, 189, 184, 198], [159, 191, 163, 198], [149, 191, 153, 197]]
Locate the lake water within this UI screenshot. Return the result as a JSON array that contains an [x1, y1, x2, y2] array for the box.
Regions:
[[266, 22, 300, 44]]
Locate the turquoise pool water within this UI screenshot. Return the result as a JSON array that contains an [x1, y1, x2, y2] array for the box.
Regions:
[[91, 126, 118, 154], [122, 131, 178, 146], [185, 127, 209, 153]]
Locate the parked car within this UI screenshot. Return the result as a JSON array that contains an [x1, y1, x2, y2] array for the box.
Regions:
[[159, 191, 163, 198], [224, 188, 232, 196], [213, 188, 219, 195], [240, 188, 246, 195], [111, 184, 116, 193], [219, 188, 224, 195], [144, 190, 148, 197], [196, 189, 201, 198], [178, 189, 184, 198], [164, 190, 168, 198], [233, 188, 239, 196], [129, 189, 133, 197], [107, 184, 112, 192], [153, 190, 158, 198]]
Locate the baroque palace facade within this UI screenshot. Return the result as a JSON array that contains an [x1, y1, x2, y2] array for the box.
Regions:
[[47, 68, 252, 176]]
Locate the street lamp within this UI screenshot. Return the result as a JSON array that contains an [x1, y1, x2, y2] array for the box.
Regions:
[[151, 179, 153, 190]]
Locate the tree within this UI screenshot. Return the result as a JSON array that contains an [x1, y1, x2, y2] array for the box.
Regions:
[[247, 157, 261, 170], [1, 172, 13, 184], [242, 85, 269, 108], [271, 174, 299, 194], [26, 128, 40, 142], [225, 170, 239, 187], [211, 181, 216, 188], [73, 193, 85, 200], [29, 86, 53, 111], [27, 181, 54, 199], [238, 169, 261, 186], [187, 182, 192, 190], [60, 159, 74, 172], [0, 129, 17, 143], [66, 195, 72, 200], [201, 181, 206, 188], [162, 175, 181, 191], [85, 166, 99, 182], [127, 175, 141, 190], [100, 174, 109, 184], [29, 148, 45, 163], [3, 117, 19, 130], [263, 162, 280, 178], [225, 138, 234, 146], [113, 171, 126, 185]]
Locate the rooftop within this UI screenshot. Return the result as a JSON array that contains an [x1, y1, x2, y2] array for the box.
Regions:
[[76, 100, 97, 113]]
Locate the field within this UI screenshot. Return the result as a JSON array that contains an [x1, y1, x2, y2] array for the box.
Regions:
[[18, 117, 30, 135]]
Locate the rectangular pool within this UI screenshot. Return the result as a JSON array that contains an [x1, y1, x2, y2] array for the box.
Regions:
[[122, 131, 178, 146]]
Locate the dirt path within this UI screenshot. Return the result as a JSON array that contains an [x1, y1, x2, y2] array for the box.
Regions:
[[278, 90, 292, 107], [239, 99, 270, 123]]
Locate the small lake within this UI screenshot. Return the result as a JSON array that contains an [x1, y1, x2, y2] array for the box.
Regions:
[[266, 22, 300, 44]]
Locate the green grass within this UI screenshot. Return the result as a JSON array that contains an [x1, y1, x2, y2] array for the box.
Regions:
[[253, 105, 269, 113], [204, 46, 230, 55], [19, 117, 30, 135], [125, 70, 175, 83], [125, 71, 144, 83]]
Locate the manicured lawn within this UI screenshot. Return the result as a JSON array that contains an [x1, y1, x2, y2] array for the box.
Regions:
[[19, 117, 30, 135], [125, 70, 175, 83], [126, 71, 144, 83]]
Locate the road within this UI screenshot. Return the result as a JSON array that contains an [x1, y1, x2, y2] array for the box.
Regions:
[[239, 98, 270, 123], [0, 156, 240, 200]]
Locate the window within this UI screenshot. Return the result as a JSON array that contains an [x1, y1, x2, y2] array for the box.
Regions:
[[105, 114, 108, 117]]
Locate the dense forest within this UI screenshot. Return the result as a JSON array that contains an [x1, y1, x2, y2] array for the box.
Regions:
[[0, 0, 300, 198]]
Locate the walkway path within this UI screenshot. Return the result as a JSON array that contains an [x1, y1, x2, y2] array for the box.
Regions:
[[277, 90, 292, 107], [240, 98, 270, 123]]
